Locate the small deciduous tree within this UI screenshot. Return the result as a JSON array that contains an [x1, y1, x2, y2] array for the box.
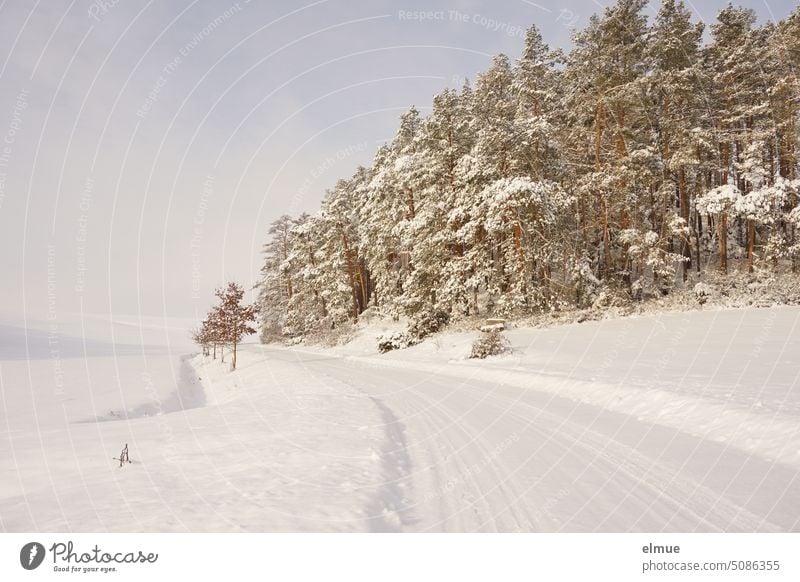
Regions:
[[194, 282, 257, 370], [214, 282, 257, 370], [190, 326, 210, 356]]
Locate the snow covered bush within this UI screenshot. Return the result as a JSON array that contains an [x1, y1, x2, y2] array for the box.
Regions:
[[694, 282, 713, 306], [377, 331, 418, 353], [787, 205, 800, 261], [469, 330, 511, 359], [407, 308, 450, 341], [763, 232, 789, 266], [309, 321, 357, 347], [619, 226, 687, 297], [570, 253, 601, 307]]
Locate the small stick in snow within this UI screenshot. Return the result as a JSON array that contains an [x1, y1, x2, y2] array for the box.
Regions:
[[113, 443, 133, 467]]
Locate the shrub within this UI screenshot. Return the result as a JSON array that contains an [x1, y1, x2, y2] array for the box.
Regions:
[[694, 282, 713, 306], [469, 330, 511, 359], [377, 331, 418, 353], [408, 308, 450, 341]]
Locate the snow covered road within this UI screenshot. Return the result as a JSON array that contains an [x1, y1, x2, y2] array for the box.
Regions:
[[256, 345, 799, 532]]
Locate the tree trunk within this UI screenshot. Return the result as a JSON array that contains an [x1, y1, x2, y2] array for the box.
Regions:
[[601, 195, 611, 279], [306, 237, 328, 317], [694, 209, 702, 274], [679, 167, 691, 281], [513, 222, 525, 272], [356, 260, 368, 310], [341, 231, 359, 322], [719, 212, 728, 274], [283, 231, 293, 300], [593, 101, 610, 280], [790, 136, 798, 273]]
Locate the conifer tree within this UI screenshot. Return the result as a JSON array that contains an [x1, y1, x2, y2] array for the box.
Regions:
[[250, 2, 800, 342]]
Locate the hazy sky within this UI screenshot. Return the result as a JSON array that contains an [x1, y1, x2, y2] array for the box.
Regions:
[[0, 0, 796, 323]]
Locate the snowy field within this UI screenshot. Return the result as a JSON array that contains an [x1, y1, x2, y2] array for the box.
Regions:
[[1, 307, 799, 532]]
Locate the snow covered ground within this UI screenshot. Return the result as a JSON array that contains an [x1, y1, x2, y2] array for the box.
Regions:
[[0, 315, 384, 531], [1, 307, 799, 531]]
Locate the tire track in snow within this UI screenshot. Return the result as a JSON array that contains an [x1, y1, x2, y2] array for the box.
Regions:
[[402, 380, 540, 532], [338, 355, 781, 531], [363, 395, 417, 532], [440, 379, 781, 532], [314, 359, 543, 531], [262, 346, 789, 531], [302, 358, 500, 531], [286, 359, 418, 532]]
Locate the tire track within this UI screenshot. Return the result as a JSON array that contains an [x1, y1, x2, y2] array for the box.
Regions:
[[274, 348, 783, 532]]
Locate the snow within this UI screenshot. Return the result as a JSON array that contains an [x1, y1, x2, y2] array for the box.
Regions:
[[696, 184, 741, 214], [2, 308, 799, 532], [0, 315, 384, 531], [344, 308, 800, 466]]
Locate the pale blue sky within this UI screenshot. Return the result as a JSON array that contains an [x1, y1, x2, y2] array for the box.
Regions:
[[0, 0, 796, 322]]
